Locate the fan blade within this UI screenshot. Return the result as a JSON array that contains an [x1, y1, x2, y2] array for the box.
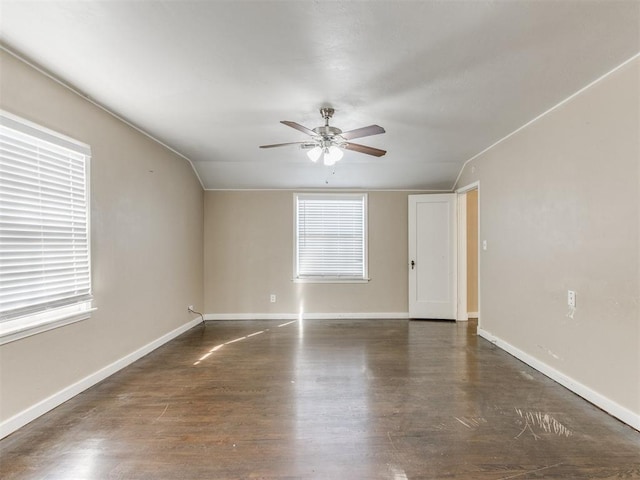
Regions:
[[280, 121, 317, 137], [340, 125, 385, 140], [344, 142, 387, 157], [259, 141, 308, 149]]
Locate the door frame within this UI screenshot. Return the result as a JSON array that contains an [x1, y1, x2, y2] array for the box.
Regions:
[[456, 181, 480, 325]]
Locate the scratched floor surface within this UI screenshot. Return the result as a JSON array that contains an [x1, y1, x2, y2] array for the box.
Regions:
[[1, 319, 639, 479]]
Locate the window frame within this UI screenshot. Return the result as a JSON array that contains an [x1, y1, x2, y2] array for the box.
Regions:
[[293, 192, 369, 284], [0, 110, 95, 345]]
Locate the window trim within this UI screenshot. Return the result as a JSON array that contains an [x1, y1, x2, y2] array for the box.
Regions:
[[293, 192, 369, 284], [0, 302, 96, 346], [0, 110, 94, 345]]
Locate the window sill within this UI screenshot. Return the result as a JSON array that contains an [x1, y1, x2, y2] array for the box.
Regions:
[[293, 278, 371, 284], [0, 303, 96, 346]]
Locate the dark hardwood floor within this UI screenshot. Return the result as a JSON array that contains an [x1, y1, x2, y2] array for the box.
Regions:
[[1, 319, 639, 479]]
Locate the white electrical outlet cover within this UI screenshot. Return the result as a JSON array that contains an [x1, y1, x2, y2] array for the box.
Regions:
[[567, 291, 576, 307]]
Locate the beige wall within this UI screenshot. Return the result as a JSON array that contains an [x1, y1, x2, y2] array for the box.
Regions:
[[456, 58, 639, 416], [0, 51, 204, 422], [204, 191, 414, 315], [466, 189, 479, 313]]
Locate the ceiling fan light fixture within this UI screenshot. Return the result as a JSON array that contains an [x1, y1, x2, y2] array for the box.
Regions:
[[322, 145, 343, 166], [307, 146, 322, 162]]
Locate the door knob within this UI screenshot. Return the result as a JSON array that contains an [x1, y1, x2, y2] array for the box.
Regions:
[[411, 260, 415, 269]]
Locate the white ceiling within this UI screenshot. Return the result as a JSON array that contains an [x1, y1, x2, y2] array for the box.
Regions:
[[1, 1, 638, 190]]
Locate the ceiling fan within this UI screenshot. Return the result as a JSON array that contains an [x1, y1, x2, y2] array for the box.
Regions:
[[259, 107, 386, 166]]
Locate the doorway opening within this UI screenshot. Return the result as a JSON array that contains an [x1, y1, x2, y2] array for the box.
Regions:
[[456, 182, 479, 324]]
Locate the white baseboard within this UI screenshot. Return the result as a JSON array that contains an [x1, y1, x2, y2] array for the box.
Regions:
[[467, 311, 478, 318], [0, 317, 202, 440], [204, 312, 410, 321], [478, 327, 640, 431]]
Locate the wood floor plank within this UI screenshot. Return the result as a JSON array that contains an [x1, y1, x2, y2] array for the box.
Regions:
[[1, 319, 639, 479]]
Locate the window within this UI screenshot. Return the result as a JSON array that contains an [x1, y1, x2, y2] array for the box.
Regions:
[[294, 193, 368, 282], [0, 111, 93, 344]]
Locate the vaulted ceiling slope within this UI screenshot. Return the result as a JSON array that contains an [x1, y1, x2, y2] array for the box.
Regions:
[[1, 1, 638, 190]]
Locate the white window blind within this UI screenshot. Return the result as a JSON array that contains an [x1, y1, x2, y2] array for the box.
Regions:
[[0, 111, 92, 327], [295, 193, 367, 280]]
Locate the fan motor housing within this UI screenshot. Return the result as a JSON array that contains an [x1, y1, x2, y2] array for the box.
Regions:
[[313, 125, 343, 138]]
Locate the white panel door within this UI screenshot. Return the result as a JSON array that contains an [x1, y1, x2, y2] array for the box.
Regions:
[[408, 194, 457, 319]]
